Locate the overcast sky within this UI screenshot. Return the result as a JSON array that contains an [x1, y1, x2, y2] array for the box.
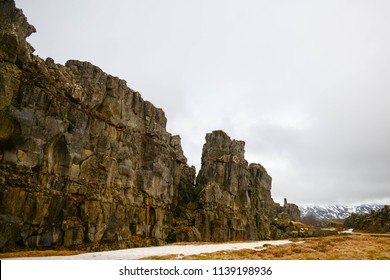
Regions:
[[16, 0, 390, 206]]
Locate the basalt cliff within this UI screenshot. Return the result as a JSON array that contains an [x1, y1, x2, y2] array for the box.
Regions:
[[0, 0, 299, 252]]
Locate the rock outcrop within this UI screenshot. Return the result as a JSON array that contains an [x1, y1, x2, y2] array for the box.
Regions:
[[274, 198, 301, 222], [194, 130, 275, 241], [0, 0, 299, 252], [0, 0, 196, 251], [344, 205, 390, 234]]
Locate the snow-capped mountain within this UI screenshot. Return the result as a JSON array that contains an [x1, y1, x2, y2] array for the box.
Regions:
[[299, 204, 384, 220]]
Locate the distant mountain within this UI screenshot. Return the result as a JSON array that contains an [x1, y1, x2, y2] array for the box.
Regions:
[[299, 204, 384, 220]]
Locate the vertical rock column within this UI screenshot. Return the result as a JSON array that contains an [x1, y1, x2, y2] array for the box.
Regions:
[[195, 130, 274, 241]]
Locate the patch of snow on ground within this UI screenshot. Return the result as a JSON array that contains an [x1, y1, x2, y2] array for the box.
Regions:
[[12, 240, 292, 260]]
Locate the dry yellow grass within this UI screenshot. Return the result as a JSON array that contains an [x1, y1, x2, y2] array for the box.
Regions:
[[0, 250, 85, 259], [2, 234, 389, 260], [145, 234, 390, 260]]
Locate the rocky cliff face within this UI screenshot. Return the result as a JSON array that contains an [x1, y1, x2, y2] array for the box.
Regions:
[[0, 0, 299, 252], [195, 130, 275, 241], [0, 0, 196, 251]]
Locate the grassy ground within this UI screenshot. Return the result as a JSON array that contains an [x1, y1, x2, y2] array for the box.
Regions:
[[2, 233, 389, 260], [0, 250, 85, 259], [144, 234, 390, 260]]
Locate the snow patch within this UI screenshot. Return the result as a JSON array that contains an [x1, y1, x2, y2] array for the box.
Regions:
[[11, 240, 292, 260]]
